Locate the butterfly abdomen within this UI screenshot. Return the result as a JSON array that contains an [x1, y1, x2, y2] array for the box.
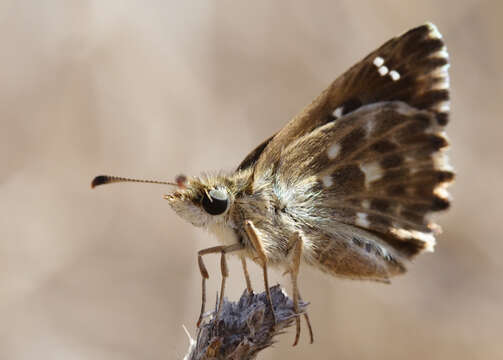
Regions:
[[304, 225, 407, 281]]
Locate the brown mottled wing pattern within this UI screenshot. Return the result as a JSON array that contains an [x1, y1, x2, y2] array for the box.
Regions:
[[244, 23, 453, 277], [254, 23, 450, 174], [279, 101, 452, 257]]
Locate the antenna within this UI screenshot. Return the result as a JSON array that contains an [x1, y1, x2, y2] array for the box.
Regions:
[[91, 175, 177, 189]]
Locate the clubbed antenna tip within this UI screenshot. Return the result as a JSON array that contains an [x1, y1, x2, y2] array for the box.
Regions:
[[91, 175, 110, 188]]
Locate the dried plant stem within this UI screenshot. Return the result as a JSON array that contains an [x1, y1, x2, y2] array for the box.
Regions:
[[184, 285, 308, 360]]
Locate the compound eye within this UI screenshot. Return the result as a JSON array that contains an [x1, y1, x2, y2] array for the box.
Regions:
[[201, 188, 229, 215]]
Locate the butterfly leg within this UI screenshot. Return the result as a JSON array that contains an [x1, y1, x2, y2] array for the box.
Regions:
[[196, 243, 242, 327], [244, 220, 277, 324], [240, 256, 253, 294], [290, 232, 314, 345]]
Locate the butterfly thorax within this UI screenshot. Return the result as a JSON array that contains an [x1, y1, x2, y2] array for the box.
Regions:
[[225, 169, 298, 265]]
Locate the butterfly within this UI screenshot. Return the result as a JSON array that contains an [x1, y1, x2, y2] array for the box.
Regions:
[[92, 23, 453, 346]]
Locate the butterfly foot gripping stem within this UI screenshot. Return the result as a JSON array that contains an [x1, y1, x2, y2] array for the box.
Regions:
[[290, 232, 314, 346], [196, 244, 242, 327]]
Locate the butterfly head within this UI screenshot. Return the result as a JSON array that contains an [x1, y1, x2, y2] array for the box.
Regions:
[[164, 175, 233, 228]]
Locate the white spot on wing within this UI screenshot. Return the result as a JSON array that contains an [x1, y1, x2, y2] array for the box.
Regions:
[[356, 212, 370, 228], [322, 175, 333, 188], [433, 79, 449, 90], [433, 151, 453, 172], [389, 70, 400, 81], [360, 162, 383, 186], [435, 62, 450, 74], [373, 56, 385, 67], [390, 228, 436, 252], [431, 63, 450, 91], [434, 184, 450, 200], [327, 143, 341, 159], [332, 106, 343, 118], [426, 22, 443, 39], [362, 200, 370, 209], [436, 48, 449, 61], [433, 46, 449, 60], [378, 66, 389, 76], [437, 101, 450, 113], [432, 63, 450, 78]]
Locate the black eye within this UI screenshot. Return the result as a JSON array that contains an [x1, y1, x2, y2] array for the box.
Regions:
[[201, 189, 229, 215]]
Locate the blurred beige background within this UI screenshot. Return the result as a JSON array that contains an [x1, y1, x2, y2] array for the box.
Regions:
[[2, 1, 502, 359]]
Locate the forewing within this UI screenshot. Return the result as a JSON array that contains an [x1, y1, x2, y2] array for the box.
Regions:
[[237, 135, 275, 171], [253, 23, 449, 174]]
